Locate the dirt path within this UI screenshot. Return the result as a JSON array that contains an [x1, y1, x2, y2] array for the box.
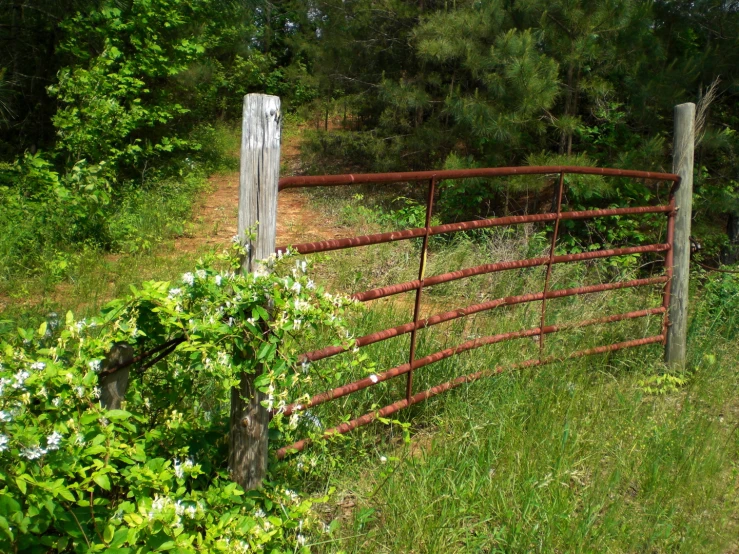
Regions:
[[175, 128, 345, 254]]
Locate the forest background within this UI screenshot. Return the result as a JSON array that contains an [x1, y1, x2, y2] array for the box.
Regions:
[[2, 0, 739, 290], [2, 1, 739, 552]]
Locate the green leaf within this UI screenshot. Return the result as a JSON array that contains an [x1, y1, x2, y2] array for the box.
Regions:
[[105, 410, 132, 420], [93, 474, 111, 491], [15, 476, 27, 495]]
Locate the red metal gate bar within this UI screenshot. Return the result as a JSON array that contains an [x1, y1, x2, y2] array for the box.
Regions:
[[276, 334, 666, 458], [282, 305, 666, 418], [278, 166, 679, 190], [353, 243, 669, 302], [406, 178, 437, 403], [276, 205, 672, 256], [273, 165, 680, 459], [300, 275, 668, 364], [539, 172, 566, 357]]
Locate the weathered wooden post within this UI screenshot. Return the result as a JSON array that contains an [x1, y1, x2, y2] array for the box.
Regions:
[[230, 93, 281, 490], [665, 102, 695, 367]]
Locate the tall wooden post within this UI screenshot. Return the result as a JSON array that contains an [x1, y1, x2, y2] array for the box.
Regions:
[[230, 94, 281, 490], [665, 102, 695, 367]]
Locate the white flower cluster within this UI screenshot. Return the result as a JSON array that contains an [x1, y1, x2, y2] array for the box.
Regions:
[[0, 434, 8, 452], [19, 431, 63, 460], [173, 457, 195, 479], [147, 494, 202, 526]]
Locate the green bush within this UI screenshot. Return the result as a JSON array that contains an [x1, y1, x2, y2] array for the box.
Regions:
[[0, 247, 360, 552]]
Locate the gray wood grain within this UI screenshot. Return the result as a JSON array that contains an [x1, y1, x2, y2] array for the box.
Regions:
[[230, 94, 280, 490], [665, 102, 695, 367]]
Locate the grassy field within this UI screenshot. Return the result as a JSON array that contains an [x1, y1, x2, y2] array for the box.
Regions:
[[273, 187, 739, 553], [2, 125, 738, 552]]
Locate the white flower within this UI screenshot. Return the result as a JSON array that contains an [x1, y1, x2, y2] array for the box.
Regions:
[[307, 279, 315, 290], [182, 272, 195, 286], [21, 445, 47, 460], [13, 370, 29, 389], [254, 508, 266, 519], [173, 459, 184, 479], [196, 269, 207, 280], [297, 534, 307, 546], [0, 377, 10, 396], [75, 386, 85, 398], [92, 386, 101, 399], [380, 455, 387, 463], [0, 434, 8, 452], [88, 360, 102, 373], [0, 411, 11, 422], [168, 288, 182, 298], [301, 260, 307, 273], [175, 500, 186, 516], [30, 361, 46, 371], [289, 413, 300, 428], [46, 431, 63, 451], [52, 397, 62, 407], [215, 275, 222, 286], [186, 505, 197, 519], [231, 234, 240, 244], [291, 281, 302, 294], [301, 360, 310, 373], [369, 374, 379, 384]]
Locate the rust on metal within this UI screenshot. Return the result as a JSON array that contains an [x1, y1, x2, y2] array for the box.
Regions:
[[406, 177, 437, 403], [272, 164, 678, 458], [276, 205, 671, 256], [276, 334, 666, 458], [282, 306, 665, 418], [662, 195, 677, 341], [302, 275, 667, 364], [278, 166, 679, 190], [353, 243, 669, 302]]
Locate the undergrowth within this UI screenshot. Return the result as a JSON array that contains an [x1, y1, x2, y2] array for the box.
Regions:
[[0, 123, 239, 321]]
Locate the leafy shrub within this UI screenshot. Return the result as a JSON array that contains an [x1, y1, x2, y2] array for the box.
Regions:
[[0, 246, 360, 552]]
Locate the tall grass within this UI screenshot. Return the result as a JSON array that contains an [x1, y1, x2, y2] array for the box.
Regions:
[[272, 191, 739, 553]]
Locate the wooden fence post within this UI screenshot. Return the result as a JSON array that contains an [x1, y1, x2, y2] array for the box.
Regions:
[[665, 102, 695, 367], [230, 93, 281, 490]]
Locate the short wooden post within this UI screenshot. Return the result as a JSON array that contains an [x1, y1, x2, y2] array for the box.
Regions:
[[230, 93, 281, 490], [665, 102, 695, 367]]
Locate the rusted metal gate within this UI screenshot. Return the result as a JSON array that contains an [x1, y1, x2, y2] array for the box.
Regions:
[[274, 166, 679, 459]]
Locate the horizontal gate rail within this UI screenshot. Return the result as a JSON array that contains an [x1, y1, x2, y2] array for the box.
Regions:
[[281, 306, 667, 418], [276, 334, 666, 459], [278, 165, 679, 189], [353, 243, 669, 302], [299, 276, 668, 365], [276, 206, 672, 256], [272, 165, 679, 459]]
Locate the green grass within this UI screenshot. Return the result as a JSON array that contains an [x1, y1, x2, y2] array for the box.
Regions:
[[268, 192, 739, 553], [2, 126, 738, 551]]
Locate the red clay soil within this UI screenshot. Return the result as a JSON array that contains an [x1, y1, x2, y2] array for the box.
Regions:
[[174, 129, 344, 254]]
